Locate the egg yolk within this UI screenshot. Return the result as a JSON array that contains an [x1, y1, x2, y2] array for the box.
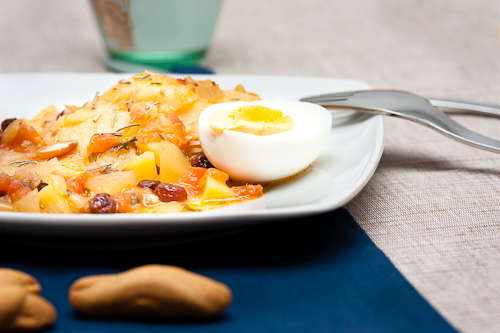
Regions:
[[209, 105, 294, 135]]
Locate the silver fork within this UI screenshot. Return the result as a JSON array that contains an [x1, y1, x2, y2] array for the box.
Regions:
[[301, 90, 500, 154]]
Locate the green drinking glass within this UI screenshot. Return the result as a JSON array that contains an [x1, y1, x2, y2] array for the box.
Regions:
[[91, 0, 223, 68]]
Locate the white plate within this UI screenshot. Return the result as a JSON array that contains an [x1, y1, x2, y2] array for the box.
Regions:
[[0, 73, 383, 243]]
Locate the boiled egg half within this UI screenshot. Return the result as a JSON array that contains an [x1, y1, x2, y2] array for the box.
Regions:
[[198, 100, 332, 183]]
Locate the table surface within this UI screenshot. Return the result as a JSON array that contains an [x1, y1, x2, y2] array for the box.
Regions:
[[1, 1, 500, 332]]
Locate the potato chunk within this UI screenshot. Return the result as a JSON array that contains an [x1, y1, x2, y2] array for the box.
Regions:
[[159, 141, 190, 183], [85, 171, 137, 195], [124, 151, 158, 182]]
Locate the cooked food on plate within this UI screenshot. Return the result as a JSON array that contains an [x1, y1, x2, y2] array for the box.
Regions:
[[0, 72, 331, 214]]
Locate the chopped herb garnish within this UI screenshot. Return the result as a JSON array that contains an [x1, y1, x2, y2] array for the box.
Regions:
[[136, 73, 151, 80], [158, 133, 165, 140], [15, 161, 37, 167], [146, 101, 160, 110], [93, 113, 102, 122], [54, 133, 59, 143], [130, 193, 140, 205], [103, 165, 115, 174], [150, 82, 162, 85], [116, 123, 141, 132], [88, 152, 102, 163], [159, 90, 165, 97], [182, 204, 198, 212], [92, 91, 99, 109], [115, 136, 139, 153], [8, 160, 37, 167], [128, 89, 138, 111], [67, 189, 75, 196], [118, 80, 131, 84], [96, 132, 122, 136], [21, 181, 34, 187], [85, 163, 112, 171], [111, 108, 116, 127]]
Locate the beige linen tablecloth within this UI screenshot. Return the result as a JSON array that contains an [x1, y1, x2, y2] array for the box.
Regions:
[[1, 1, 499, 332]]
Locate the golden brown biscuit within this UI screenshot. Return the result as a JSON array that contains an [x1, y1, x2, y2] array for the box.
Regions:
[[0, 268, 41, 294], [69, 264, 232, 319], [0, 286, 26, 328], [0, 271, 57, 333]]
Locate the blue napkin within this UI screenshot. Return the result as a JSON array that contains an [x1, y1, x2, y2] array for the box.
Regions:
[[0, 208, 456, 332]]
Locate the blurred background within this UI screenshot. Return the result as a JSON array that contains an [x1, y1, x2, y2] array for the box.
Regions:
[[1, 0, 499, 104]]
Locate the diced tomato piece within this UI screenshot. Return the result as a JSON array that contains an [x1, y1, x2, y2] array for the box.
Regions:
[[160, 112, 189, 149], [12, 145, 37, 159], [164, 112, 183, 126], [175, 167, 207, 196], [66, 177, 84, 194], [0, 176, 10, 195], [10, 124, 41, 145], [6, 178, 23, 194], [128, 111, 189, 149], [20, 177, 36, 187], [176, 78, 187, 85], [198, 168, 229, 189], [11, 186, 31, 202], [87, 133, 122, 155], [0, 176, 33, 201], [136, 186, 160, 206], [129, 102, 155, 124], [232, 184, 263, 200], [112, 192, 141, 213], [66, 170, 102, 194]]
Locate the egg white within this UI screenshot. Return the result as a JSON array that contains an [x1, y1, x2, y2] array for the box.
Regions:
[[198, 100, 332, 183]]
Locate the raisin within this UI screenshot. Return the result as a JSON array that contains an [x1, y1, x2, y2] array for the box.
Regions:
[[37, 182, 48, 191], [1, 118, 17, 131], [191, 153, 213, 168], [89, 193, 116, 214], [138, 180, 161, 191], [155, 183, 187, 202]]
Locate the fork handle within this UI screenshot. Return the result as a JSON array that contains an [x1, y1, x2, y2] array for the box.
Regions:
[[429, 99, 500, 118], [327, 105, 500, 154]]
